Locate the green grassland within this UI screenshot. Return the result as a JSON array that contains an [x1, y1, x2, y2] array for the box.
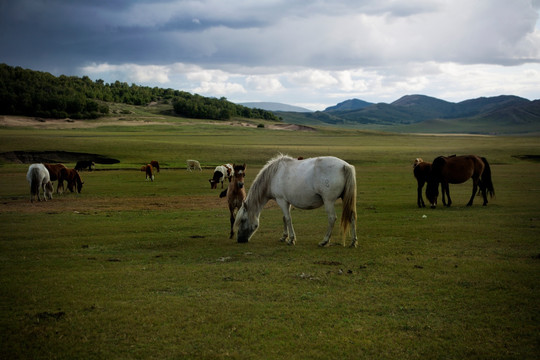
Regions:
[[1, 117, 539, 359]]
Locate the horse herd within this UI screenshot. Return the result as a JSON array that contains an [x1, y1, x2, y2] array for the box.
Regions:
[[25, 153, 495, 247], [413, 154, 495, 209], [26, 162, 84, 202]]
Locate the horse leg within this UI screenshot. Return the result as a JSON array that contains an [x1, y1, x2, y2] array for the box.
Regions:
[[229, 207, 236, 239], [319, 202, 337, 247], [479, 181, 488, 206], [443, 183, 452, 207], [467, 179, 479, 206], [277, 200, 295, 245], [417, 181, 425, 208]]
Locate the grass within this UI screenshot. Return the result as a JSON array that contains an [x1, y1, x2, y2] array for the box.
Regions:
[[0, 119, 539, 359]]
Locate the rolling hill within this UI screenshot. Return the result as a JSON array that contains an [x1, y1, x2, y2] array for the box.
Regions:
[[276, 94, 540, 134]]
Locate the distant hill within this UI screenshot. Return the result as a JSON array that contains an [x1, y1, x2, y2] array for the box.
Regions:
[[239, 102, 312, 113], [277, 95, 540, 134], [324, 99, 373, 112]]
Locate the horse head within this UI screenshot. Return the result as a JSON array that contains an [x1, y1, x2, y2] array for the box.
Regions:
[[233, 163, 246, 189], [425, 156, 447, 208], [76, 173, 84, 193], [234, 201, 259, 243]]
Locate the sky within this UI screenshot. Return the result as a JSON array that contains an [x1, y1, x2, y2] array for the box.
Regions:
[[1, 0, 540, 111]]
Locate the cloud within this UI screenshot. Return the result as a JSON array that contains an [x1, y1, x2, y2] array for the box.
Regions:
[[0, 0, 539, 109]]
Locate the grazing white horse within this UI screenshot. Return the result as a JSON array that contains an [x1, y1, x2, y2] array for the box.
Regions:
[[234, 154, 358, 247], [187, 159, 202, 171], [26, 164, 54, 202]]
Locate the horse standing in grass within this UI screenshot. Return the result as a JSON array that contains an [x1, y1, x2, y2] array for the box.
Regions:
[[150, 160, 160, 173], [209, 164, 233, 189], [187, 159, 202, 171], [234, 154, 358, 247], [75, 160, 94, 171], [413, 158, 432, 208], [64, 168, 84, 193], [26, 164, 53, 202], [426, 155, 495, 208], [44, 163, 68, 193], [141, 164, 154, 181], [220, 164, 247, 239]]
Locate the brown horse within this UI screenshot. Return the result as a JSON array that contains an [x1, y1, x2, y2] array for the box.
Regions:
[[150, 160, 160, 173], [43, 163, 68, 193], [426, 155, 495, 208], [64, 168, 84, 193], [413, 158, 432, 208], [141, 164, 154, 181], [220, 164, 247, 239]]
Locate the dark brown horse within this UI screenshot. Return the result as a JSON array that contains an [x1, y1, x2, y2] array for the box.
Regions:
[[220, 164, 247, 239], [64, 168, 84, 193], [141, 164, 154, 181], [75, 160, 95, 171], [43, 163, 68, 193], [150, 160, 160, 173], [426, 155, 495, 208], [413, 158, 432, 208]]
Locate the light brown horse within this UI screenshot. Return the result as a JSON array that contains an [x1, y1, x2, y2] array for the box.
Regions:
[[413, 158, 432, 208], [43, 163, 68, 193], [426, 155, 495, 208], [220, 164, 247, 239]]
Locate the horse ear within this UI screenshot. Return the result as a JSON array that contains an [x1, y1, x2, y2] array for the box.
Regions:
[[243, 163, 246, 169]]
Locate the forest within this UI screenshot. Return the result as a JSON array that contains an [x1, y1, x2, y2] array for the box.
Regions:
[[0, 63, 278, 121]]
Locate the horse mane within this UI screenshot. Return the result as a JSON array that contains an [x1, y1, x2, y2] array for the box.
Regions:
[[431, 156, 447, 173], [245, 154, 293, 210]]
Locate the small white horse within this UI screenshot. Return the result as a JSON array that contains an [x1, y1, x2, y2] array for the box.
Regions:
[[187, 159, 202, 171], [234, 154, 358, 247], [26, 164, 54, 202]]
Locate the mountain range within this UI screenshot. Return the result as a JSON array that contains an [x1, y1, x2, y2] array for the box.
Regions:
[[263, 95, 540, 134]]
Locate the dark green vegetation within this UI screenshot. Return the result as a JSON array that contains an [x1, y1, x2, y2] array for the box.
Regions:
[[0, 116, 539, 359], [279, 95, 540, 134], [0, 64, 278, 121]]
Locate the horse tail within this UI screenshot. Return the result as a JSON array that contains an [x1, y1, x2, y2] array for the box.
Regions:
[[481, 157, 495, 198], [219, 189, 228, 198], [340, 163, 357, 241]]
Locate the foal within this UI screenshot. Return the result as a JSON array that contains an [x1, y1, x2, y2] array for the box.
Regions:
[[224, 164, 246, 239], [413, 158, 432, 208]]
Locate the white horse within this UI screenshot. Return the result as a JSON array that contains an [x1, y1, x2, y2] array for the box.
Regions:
[[234, 154, 358, 247], [187, 159, 202, 171], [26, 164, 54, 202]]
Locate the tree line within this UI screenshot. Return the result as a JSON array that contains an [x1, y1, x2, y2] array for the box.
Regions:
[[0, 64, 278, 121]]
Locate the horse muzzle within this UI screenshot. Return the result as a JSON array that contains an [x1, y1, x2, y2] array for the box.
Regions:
[[237, 235, 249, 243], [238, 181, 244, 189]]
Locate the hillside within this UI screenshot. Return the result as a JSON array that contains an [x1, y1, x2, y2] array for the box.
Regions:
[[278, 94, 540, 134], [0, 64, 278, 122]]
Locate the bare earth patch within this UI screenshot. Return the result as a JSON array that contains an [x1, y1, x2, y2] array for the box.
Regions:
[[1, 194, 279, 214], [0, 115, 316, 132]]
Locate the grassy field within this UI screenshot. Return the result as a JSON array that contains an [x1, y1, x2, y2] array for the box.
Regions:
[[0, 118, 539, 359]]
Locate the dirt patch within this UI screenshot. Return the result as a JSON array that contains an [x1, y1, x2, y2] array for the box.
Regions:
[[0, 115, 317, 132], [1, 194, 279, 215], [0, 151, 120, 164]]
